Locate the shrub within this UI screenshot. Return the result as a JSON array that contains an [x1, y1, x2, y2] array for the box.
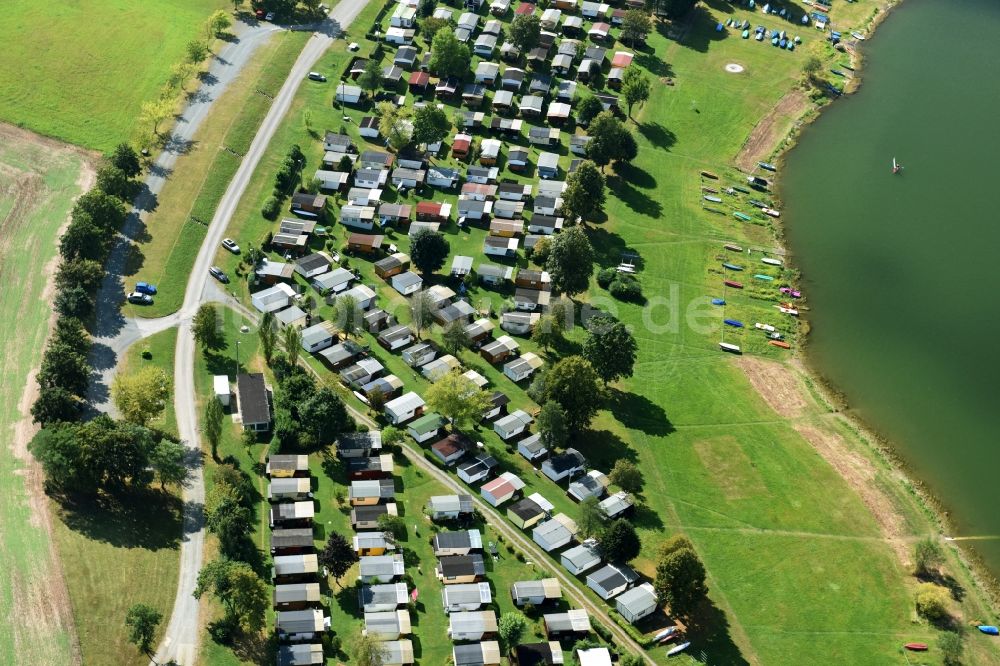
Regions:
[[261, 196, 281, 220], [596, 267, 616, 288], [914, 583, 950, 622], [609, 275, 644, 302]]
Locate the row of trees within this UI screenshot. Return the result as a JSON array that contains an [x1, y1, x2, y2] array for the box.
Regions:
[[262, 144, 307, 219]]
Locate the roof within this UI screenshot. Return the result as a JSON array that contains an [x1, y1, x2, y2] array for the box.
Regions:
[[599, 491, 634, 518], [512, 577, 561, 600], [338, 430, 382, 453], [451, 255, 474, 273], [481, 472, 526, 498], [508, 496, 546, 521], [443, 582, 493, 606], [448, 610, 498, 635], [268, 454, 308, 474], [365, 610, 411, 637], [546, 448, 586, 473], [276, 306, 307, 325], [274, 582, 321, 605], [434, 529, 483, 551], [349, 478, 395, 500], [353, 503, 395, 524], [438, 553, 487, 577], [277, 643, 325, 666], [587, 563, 639, 593], [271, 528, 314, 550], [544, 609, 591, 633], [454, 641, 502, 666], [615, 583, 657, 614], [385, 391, 425, 415], [383, 639, 415, 665], [495, 409, 533, 432], [534, 513, 577, 541], [562, 542, 602, 569], [359, 554, 405, 577], [237, 373, 269, 425], [274, 554, 319, 576], [577, 648, 612, 666], [408, 412, 445, 435], [515, 643, 564, 666], [429, 494, 475, 514]]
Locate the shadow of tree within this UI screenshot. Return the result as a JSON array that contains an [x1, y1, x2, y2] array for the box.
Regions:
[[607, 388, 675, 437], [637, 121, 677, 151], [678, 6, 730, 53], [684, 597, 751, 665], [572, 429, 637, 469], [585, 226, 644, 271], [56, 488, 184, 551]]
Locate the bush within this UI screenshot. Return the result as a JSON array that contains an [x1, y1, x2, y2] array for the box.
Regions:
[[596, 267, 616, 288], [532, 236, 552, 265], [261, 196, 281, 220], [609, 275, 644, 302], [914, 583, 950, 622]]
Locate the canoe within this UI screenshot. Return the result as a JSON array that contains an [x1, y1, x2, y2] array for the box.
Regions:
[[778, 307, 799, 316], [701, 170, 719, 179], [711, 298, 725, 306], [704, 195, 722, 203], [724, 280, 743, 289], [749, 199, 768, 207], [769, 340, 791, 349], [701, 186, 719, 193], [704, 207, 724, 214], [733, 185, 751, 194], [779, 287, 802, 298], [653, 626, 679, 642], [978, 625, 1000, 635], [755, 322, 776, 332], [724, 319, 744, 328], [667, 642, 691, 657], [724, 243, 743, 252], [904, 643, 928, 652], [758, 162, 777, 171], [762, 257, 783, 266], [852, 31, 866, 40], [734, 212, 752, 222], [722, 263, 744, 271], [761, 208, 781, 218], [754, 274, 774, 281], [718, 343, 741, 354]]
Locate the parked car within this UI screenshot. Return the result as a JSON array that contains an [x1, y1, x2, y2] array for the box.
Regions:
[[135, 281, 157, 295], [127, 292, 152, 305], [221, 238, 240, 254], [265, 11, 275, 21], [209, 266, 229, 283], [308, 72, 327, 82]]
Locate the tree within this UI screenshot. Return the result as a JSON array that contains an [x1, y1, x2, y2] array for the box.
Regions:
[[318, 533, 358, 585], [151, 438, 189, 489], [333, 294, 360, 337], [377, 513, 406, 540], [536, 401, 568, 450], [621, 68, 652, 118], [915, 583, 951, 622], [583, 315, 638, 385], [803, 56, 823, 78], [358, 59, 383, 94], [194, 559, 269, 632], [659, 534, 694, 560], [112, 367, 171, 427], [124, 603, 162, 655], [110, 143, 142, 178], [577, 496, 606, 539], [531, 314, 564, 351], [204, 396, 224, 460], [376, 101, 412, 150], [259, 311, 277, 363], [353, 631, 387, 666], [441, 320, 469, 355], [914, 538, 944, 577], [283, 325, 302, 366], [421, 16, 450, 44], [939, 632, 964, 666], [56, 258, 105, 292], [54, 284, 95, 320], [539, 356, 602, 433], [577, 96, 604, 126], [509, 13, 541, 53], [51, 315, 91, 357], [139, 98, 175, 136], [600, 519, 641, 562], [586, 111, 637, 169], [205, 479, 254, 558], [382, 426, 406, 449], [96, 164, 133, 200], [207, 9, 232, 38], [186, 39, 210, 63], [74, 189, 127, 231], [561, 161, 606, 224], [410, 228, 450, 276], [411, 105, 451, 147], [609, 459, 643, 493], [648, 0, 697, 19], [31, 386, 80, 425], [497, 612, 527, 655], [408, 291, 435, 340], [428, 29, 470, 78], [29, 424, 93, 493], [38, 342, 90, 396], [425, 371, 493, 428], [299, 387, 350, 446], [192, 303, 222, 348], [59, 214, 110, 262], [654, 547, 707, 619], [621, 9, 653, 46], [545, 227, 595, 297]]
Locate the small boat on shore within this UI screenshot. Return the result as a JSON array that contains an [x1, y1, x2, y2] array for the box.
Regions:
[[703, 206, 724, 214], [722, 263, 744, 271], [978, 625, 999, 635], [701, 170, 719, 179], [724, 280, 743, 289], [667, 642, 691, 657], [758, 162, 777, 171], [762, 257, 783, 266], [761, 207, 781, 218], [701, 186, 719, 194], [718, 343, 741, 354], [778, 307, 799, 315], [749, 199, 768, 208], [724, 243, 743, 252], [852, 31, 866, 40], [903, 643, 928, 652], [755, 322, 776, 332], [780, 287, 802, 298], [704, 195, 722, 203], [653, 626, 679, 643], [734, 212, 752, 222], [754, 274, 774, 281], [724, 319, 744, 328], [711, 298, 725, 306], [769, 340, 791, 349]]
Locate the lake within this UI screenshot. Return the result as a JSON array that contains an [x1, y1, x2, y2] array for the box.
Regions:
[[780, 0, 1000, 575]]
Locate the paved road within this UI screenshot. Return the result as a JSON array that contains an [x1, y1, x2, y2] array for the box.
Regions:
[[87, 20, 282, 414], [154, 3, 371, 664]]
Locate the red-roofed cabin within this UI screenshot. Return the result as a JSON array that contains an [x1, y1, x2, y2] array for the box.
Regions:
[[611, 51, 634, 68], [452, 135, 472, 159], [417, 201, 448, 222], [409, 71, 430, 93], [515, 3, 535, 15]]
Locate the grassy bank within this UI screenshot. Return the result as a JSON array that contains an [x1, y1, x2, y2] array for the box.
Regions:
[[0, 0, 228, 152], [205, 1, 997, 664], [132, 30, 311, 318], [0, 127, 90, 665]]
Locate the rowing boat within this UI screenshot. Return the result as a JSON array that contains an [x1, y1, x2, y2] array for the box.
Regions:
[[711, 298, 725, 306], [653, 626, 679, 642], [761, 207, 781, 218], [755, 322, 776, 332], [762, 257, 783, 266], [722, 263, 744, 271], [724, 280, 743, 289], [724, 243, 743, 252], [667, 642, 691, 657], [734, 212, 752, 221], [754, 274, 774, 281], [724, 319, 744, 328], [978, 625, 999, 635], [704, 195, 722, 203], [778, 307, 799, 315], [769, 340, 791, 349], [758, 162, 777, 171], [904, 643, 928, 652], [701, 170, 719, 179], [718, 343, 741, 354], [701, 186, 718, 193], [779, 287, 802, 298]]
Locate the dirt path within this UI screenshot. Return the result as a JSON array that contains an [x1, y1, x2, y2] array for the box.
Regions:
[[735, 356, 809, 418], [734, 89, 809, 171]]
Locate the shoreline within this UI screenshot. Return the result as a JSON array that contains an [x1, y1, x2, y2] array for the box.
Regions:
[[750, 0, 1000, 610]]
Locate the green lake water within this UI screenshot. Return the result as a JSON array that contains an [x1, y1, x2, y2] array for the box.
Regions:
[[780, 0, 1000, 574]]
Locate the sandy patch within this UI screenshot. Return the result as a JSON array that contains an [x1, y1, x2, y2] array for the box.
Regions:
[[736, 356, 809, 418], [734, 89, 809, 171], [794, 423, 910, 565]]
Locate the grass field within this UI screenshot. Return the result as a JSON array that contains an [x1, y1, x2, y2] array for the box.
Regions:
[[204, 1, 998, 664], [0, 0, 229, 152], [0, 126, 90, 665], [132, 30, 311, 318]]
